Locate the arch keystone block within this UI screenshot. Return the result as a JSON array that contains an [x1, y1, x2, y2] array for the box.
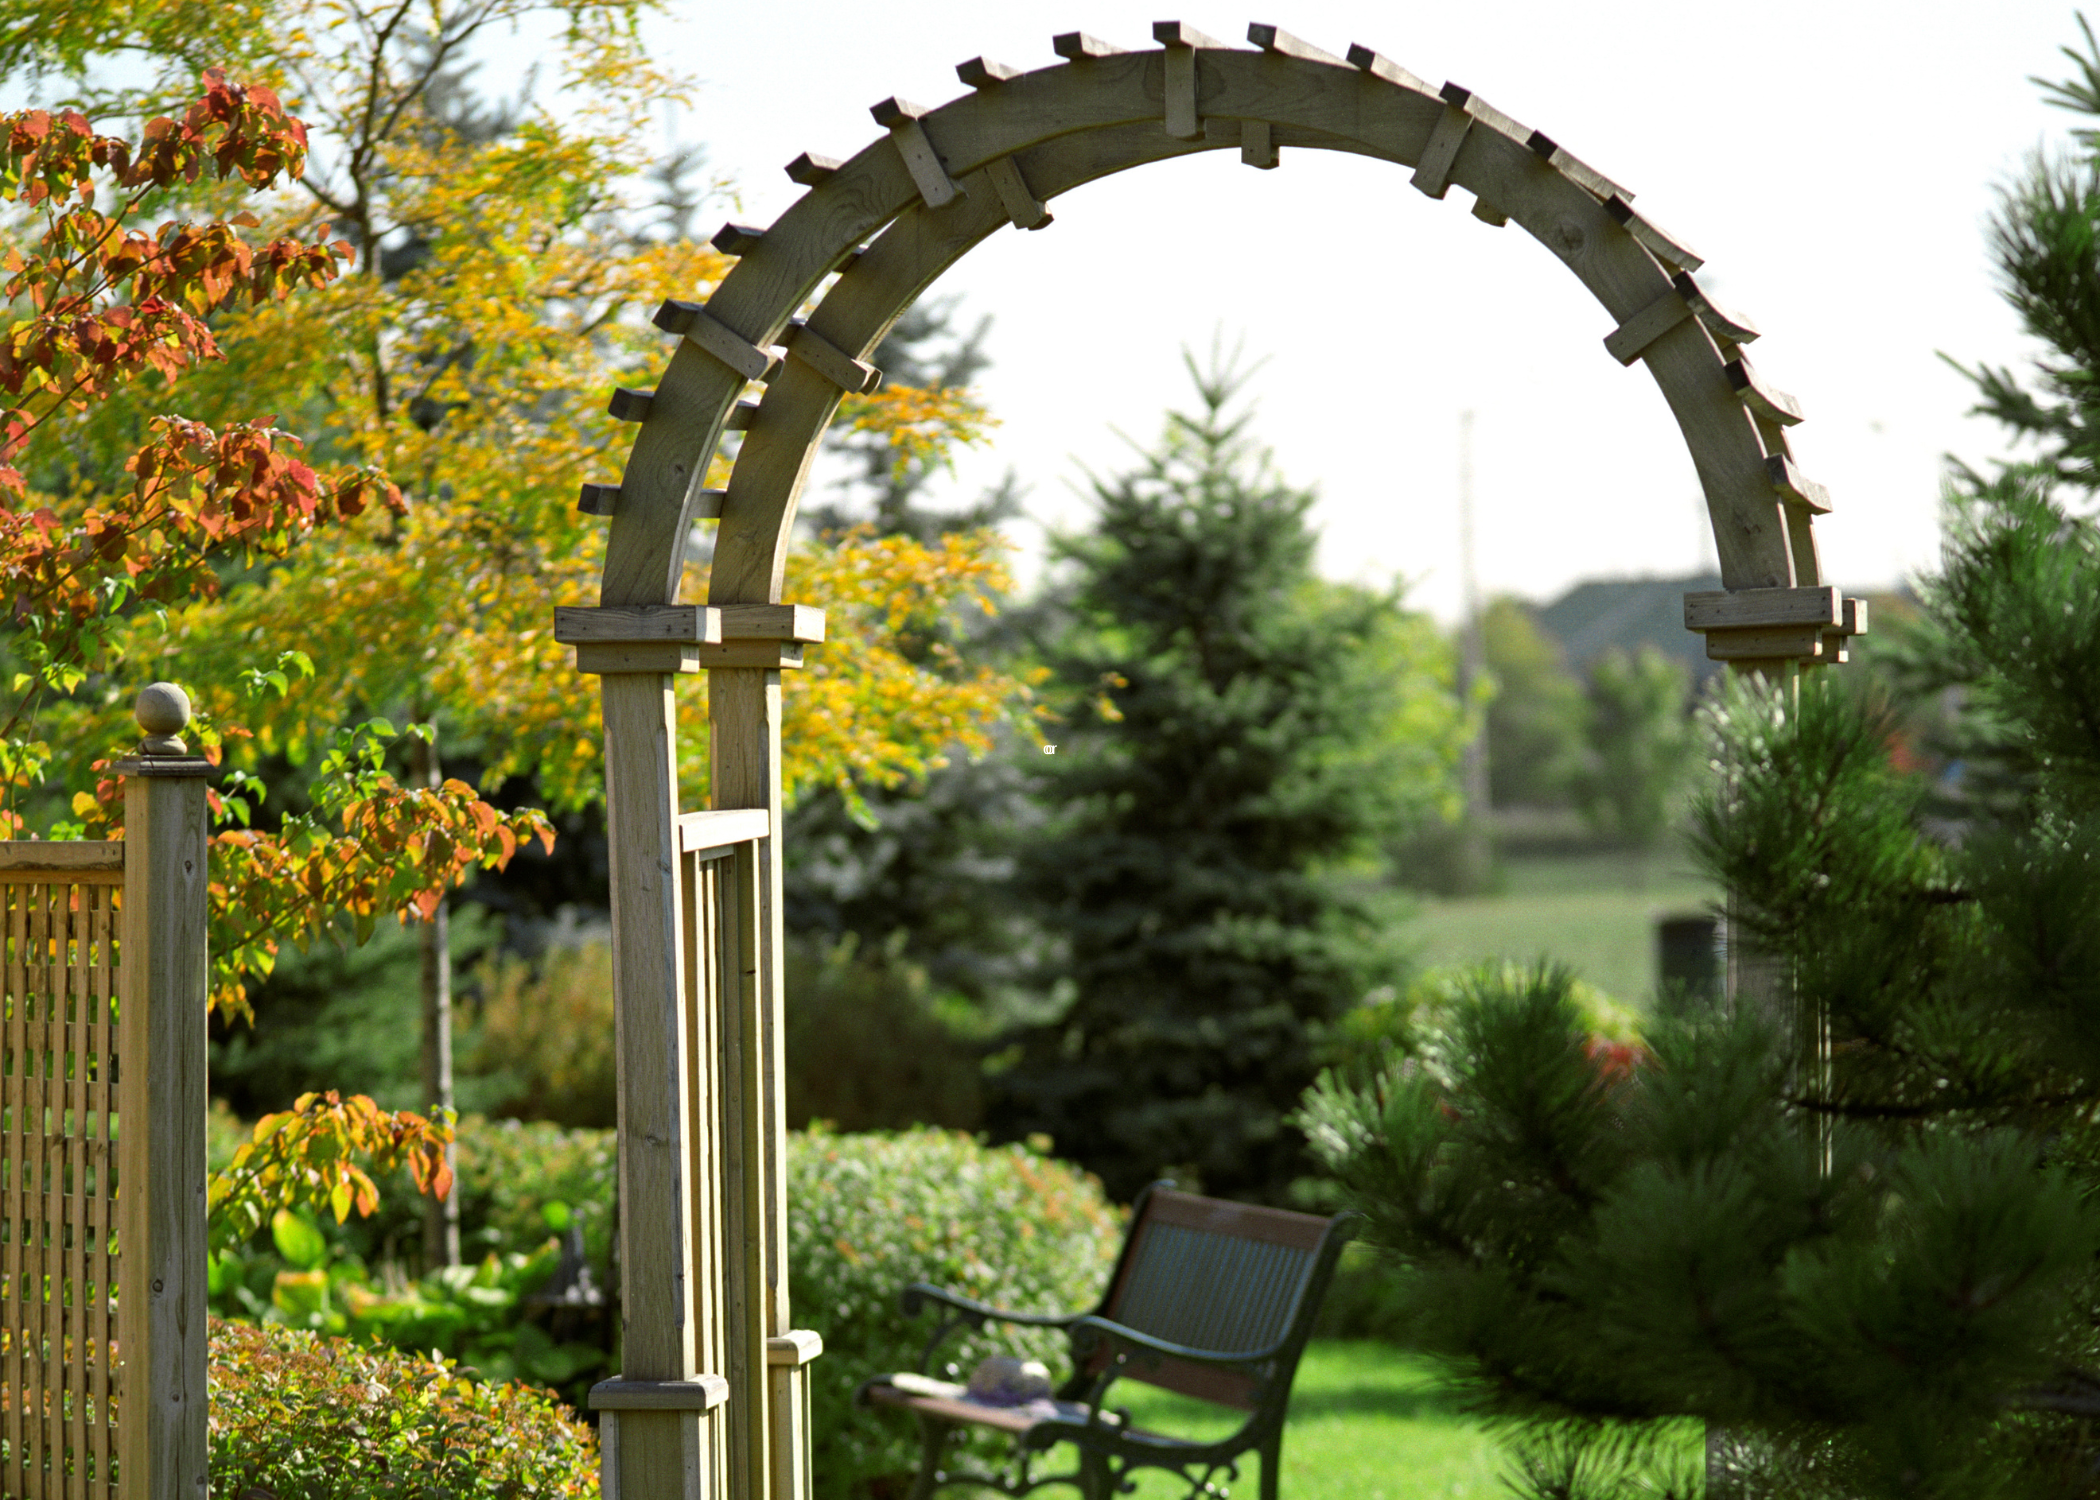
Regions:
[[957, 56, 1021, 88], [785, 152, 841, 185], [653, 299, 779, 382], [1248, 24, 1345, 66], [982, 156, 1054, 228], [1053, 32, 1125, 59], [782, 321, 882, 394], [1346, 43, 1430, 92], [873, 97, 963, 207], [1606, 194, 1703, 272], [1153, 22, 1225, 140]]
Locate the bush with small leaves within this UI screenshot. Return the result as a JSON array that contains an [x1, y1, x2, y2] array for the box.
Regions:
[[207, 1318, 597, 1500], [789, 1128, 1121, 1500]]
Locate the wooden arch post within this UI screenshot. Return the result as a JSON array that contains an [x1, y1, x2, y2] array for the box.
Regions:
[[556, 21, 1863, 1496]]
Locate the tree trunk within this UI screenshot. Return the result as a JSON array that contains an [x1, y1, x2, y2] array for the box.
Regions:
[[412, 727, 461, 1270]]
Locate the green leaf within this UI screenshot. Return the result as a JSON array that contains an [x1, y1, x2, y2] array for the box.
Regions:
[[270, 1208, 328, 1271]]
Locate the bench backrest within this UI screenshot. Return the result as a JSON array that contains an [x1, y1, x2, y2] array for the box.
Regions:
[[1085, 1186, 1343, 1411]]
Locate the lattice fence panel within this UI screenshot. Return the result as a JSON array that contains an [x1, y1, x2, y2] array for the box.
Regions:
[[0, 879, 119, 1500]]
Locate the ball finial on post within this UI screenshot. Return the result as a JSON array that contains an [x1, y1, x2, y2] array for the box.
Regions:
[[135, 682, 192, 757]]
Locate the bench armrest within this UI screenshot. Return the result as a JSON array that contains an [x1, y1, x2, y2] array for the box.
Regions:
[[1066, 1314, 1286, 1372], [898, 1282, 1083, 1375], [899, 1282, 1083, 1330]]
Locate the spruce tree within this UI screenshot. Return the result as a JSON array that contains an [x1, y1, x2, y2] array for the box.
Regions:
[[991, 355, 1461, 1203], [1299, 24, 2100, 1498]]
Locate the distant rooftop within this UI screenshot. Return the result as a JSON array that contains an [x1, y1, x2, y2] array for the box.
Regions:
[[1533, 573, 1725, 684]]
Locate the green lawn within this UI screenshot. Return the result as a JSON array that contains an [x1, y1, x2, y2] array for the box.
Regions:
[[1112, 1341, 1507, 1500], [1384, 849, 1719, 1006]]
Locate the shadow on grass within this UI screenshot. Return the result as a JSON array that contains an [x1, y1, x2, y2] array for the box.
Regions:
[[1287, 1386, 1475, 1422]]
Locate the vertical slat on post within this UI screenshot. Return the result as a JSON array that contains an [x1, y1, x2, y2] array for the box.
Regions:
[[116, 683, 211, 1500], [715, 831, 768, 1500], [593, 666, 711, 1500], [708, 669, 786, 1500]]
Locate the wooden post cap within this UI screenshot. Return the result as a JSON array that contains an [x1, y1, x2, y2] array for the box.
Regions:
[[135, 682, 191, 756]]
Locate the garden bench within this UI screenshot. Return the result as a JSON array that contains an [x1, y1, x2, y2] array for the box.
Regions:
[[859, 1184, 1360, 1500]]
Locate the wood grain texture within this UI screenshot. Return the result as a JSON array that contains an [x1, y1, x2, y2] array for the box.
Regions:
[[677, 809, 772, 855], [718, 605, 825, 642], [554, 606, 722, 645], [591, 1377, 731, 1411], [576, 642, 701, 675], [1684, 585, 1840, 630], [0, 843, 123, 877], [1704, 626, 1830, 661], [119, 768, 210, 1500], [981, 155, 1052, 229], [599, 675, 702, 1497]]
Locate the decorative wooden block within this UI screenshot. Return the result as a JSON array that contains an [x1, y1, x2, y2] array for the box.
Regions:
[[711, 222, 765, 256], [590, 1377, 732, 1412], [1671, 272, 1760, 345], [1439, 82, 1527, 141], [1725, 356, 1803, 425], [1767, 454, 1832, 514], [1154, 24, 1217, 140], [1606, 194, 1703, 272], [695, 489, 726, 519], [1471, 194, 1508, 226], [1604, 285, 1694, 365], [1248, 24, 1344, 65], [1525, 130, 1631, 203], [695, 641, 807, 669], [1052, 31, 1124, 58], [678, 807, 772, 855], [579, 482, 620, 516], [653, 299, 777, 382], [1411, 103, 1470, 198], [786, 151, 841, 185], [719, 603, 826, 642], [555, 604, 724, 644], [1152, 21, 1226, 48], [957, 56, 1021, 88], [783, 321, 883, 395], [766, 1331, 825, 1368], [1702, 626, 1829, 663], [1683, 586, 1839, 631], [983, 155, 1054, 229], [575, 641, 702, 674], [607, 387, 654, 423], [725, 398, 760, 430], [872, 98, 961, 208], [1345, 43, 1430, 91], [1242, 119, 1277, 169]]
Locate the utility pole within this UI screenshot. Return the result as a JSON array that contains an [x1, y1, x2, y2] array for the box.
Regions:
[[1455, 411, 1494, 893]]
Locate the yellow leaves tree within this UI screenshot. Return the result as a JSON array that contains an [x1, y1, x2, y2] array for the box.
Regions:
[[10, 2, 1036, 1266]]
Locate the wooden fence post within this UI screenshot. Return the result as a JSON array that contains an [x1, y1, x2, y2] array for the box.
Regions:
[[117, 683, 211, 1500]]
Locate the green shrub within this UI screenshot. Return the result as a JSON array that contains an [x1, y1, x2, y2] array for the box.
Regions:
[[788, 1127, 1122, 1500], [785, 932, 983, 1131], [461, 944, 619, 1129], [208, 1318, 597, 1499]]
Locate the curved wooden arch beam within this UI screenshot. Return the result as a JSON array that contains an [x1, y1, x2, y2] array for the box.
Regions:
[[594, 28, 1829, 641]]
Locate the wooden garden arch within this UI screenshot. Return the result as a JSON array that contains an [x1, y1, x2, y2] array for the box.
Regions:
[[550, 24, 1870, 1500]]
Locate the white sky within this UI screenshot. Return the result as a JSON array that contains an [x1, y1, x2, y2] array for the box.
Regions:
[[595, 2, 2074, 617]]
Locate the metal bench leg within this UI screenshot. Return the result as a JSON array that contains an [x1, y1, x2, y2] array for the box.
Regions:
[[1077, 1447, 1113, 1500], [1260, 1431, 1284, 1500], [910, 1414, 954, 1500]]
